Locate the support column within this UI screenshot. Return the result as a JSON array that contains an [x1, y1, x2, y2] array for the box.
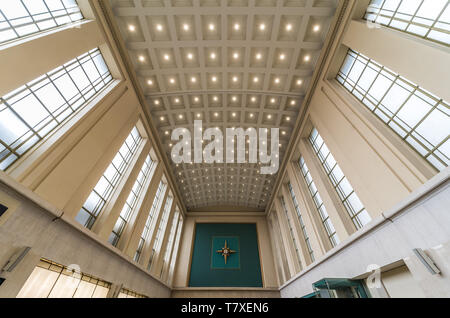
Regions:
[[342, 20, 450, 102], [94, 141, 151, 240], [161, 215, 181, 283], [139, 189, 170, 268], [274, 199, 299, 276], [151, 202, 178, 277], [281, 185, 308, 268], [286, 162, 326, 258], [0, 21, 104, 97], [299, 139, 354, 241], [123, 165, 163, 258]]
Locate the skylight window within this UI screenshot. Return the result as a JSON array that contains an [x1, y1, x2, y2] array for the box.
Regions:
[[0, 0, 83, 44], [0, 48, 112, 170], [365, 0, 450, 45], [337, 49, 449, 171]]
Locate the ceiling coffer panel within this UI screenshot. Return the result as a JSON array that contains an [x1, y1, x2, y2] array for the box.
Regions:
[[109, 0, 338, 210]]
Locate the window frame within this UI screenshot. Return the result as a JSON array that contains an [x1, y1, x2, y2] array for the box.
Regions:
[[280, 195, 303, 269], [287, 182, 315, 262], [364, 0, 450, 46], [299, 156, 340, 247], [0, 48, 114, 171], [336, 49, 450, 171], [308, 127, 372, 230], [0, 0, 84, 45], [75, 126, 143, 230]]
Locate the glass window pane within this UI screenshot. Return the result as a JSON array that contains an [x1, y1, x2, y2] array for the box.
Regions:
[[337, 49, 450, 171], [299, 156, 339, 247], [0, 0, 84, 44], [365, 0, 450, 45], [308, 128, 371, 230], [76, 126, 142, 229], [0, 48, 113, 170]]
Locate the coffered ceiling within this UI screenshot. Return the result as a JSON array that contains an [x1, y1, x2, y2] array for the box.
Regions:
[[108, 0, 338, 211]]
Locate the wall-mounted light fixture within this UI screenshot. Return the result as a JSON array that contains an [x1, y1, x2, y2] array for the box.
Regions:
[[1, 247, 31, 273], [413, 248, 441, 275]]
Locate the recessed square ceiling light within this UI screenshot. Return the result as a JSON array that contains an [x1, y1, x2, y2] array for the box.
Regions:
[[286, 24, 292, 31], [156, 24, 163, 31], [209, 24, 215, 31], [128, 25, 136, 32], [259, 24, 266, 31], [183, 24, 190, 31]]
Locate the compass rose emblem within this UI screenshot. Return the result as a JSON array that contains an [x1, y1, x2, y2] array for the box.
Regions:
[[216, 240, 236, 264]]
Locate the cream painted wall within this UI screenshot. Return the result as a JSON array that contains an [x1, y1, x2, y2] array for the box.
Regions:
[[381, 266, 426, 298], [0, 181, 171, 298], [342, 20, 450, 103], [280, 171, 450, 298], [173, 214, 278, 289]]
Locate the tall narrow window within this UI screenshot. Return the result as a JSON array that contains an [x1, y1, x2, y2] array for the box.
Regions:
[[365, 0, 450, 45], [168, 217, 183, 281], [280, 196, 303, 268], [0, 48, 113, 170], [76, 127, 142, 229], [337, 49, 450, 171], [161, 210, 180, 278], [108, 155, 156, 247], [299, 157, 340, 247], [134, 181, 167, 262], [0, 0, 84, 44], [287, 182, 315, 262], [309, 128, 372, 229], [148, 196, 173, 271]]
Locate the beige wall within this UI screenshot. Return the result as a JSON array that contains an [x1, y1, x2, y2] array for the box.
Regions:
[[381, 266, 426, 298], [279, 170, 450, 298], [0, 180, 170, 298], [173, 214, 278, 289]]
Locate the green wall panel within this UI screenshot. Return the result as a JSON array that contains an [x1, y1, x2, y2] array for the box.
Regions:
[[189, 223, 263, 287]]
